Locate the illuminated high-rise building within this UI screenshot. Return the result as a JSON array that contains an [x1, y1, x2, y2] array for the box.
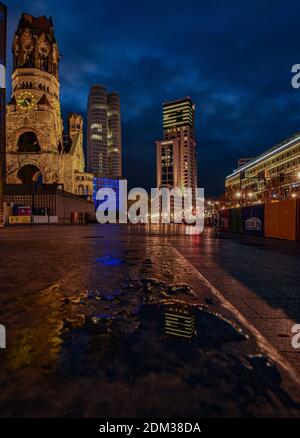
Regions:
[[226, 133, 300, 202], [87, 85, 109, 176], [156, 97, 198, 195], [108, 92, 122, 177], [87, 85, 122, 178]]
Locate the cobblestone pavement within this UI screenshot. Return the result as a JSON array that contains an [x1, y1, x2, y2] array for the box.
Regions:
[[0, 224, 300, 417]]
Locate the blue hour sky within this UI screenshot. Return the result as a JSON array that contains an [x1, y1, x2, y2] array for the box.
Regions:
[[6, 0, 300, 196]]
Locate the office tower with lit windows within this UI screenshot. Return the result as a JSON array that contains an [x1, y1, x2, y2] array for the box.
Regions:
[[156, 97, 198, 196], [226, 133, 300, 202], [87, 85, 122, 178], [0, 2, 6, 178], [108, 92, 122, 177]]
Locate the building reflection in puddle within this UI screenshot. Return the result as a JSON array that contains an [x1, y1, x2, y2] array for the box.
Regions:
[[164, 303, 197, 341]]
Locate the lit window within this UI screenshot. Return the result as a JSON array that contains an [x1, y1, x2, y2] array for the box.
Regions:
[[91, 123, 102, 131]]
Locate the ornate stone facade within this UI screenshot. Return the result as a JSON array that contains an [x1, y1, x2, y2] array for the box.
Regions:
[[6, 13, 93, 196]]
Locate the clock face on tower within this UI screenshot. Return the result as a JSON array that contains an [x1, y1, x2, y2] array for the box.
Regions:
[[16, 91, 35, 110]]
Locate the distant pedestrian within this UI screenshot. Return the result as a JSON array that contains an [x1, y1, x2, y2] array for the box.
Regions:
[[213, 216, 219, 234]]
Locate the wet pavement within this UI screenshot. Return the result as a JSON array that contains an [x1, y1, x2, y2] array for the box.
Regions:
[[0, 224, 300, 417], [169, 228, 300, 376]]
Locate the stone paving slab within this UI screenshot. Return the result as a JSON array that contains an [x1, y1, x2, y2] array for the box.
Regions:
[[1, 224, 300, 417]]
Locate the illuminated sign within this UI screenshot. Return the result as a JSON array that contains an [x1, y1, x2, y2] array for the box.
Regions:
[[9, 216, 31, 224]]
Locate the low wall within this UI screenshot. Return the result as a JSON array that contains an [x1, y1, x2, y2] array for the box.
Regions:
[[229, 208, 243, 233], [218, 200, 299, 241], [4, 186, 95, 224], [219, 204, 264, 235], [242, 204, 265, 236], [265, 199, 297, 241]]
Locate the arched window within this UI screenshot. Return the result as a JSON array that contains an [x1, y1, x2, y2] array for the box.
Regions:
[[18, 132, 41, 153], [17, 165, 42, 184]]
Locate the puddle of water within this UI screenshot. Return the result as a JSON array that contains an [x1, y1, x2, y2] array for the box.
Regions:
[[56, 301, 246, 379], [1, 276, 300, 417], [96, 256, 124, 266]]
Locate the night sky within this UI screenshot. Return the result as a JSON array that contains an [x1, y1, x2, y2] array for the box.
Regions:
[[6, 0, 300, 196]]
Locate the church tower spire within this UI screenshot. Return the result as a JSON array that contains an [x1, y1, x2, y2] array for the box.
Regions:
[[6, 12, 94, 197], [12, 13, 59, 79]]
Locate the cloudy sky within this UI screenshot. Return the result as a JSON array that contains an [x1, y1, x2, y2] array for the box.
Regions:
[[6, 0, 300, 196]]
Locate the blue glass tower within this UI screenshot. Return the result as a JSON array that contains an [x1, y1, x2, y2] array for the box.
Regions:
[[93, 177, 122, 211]]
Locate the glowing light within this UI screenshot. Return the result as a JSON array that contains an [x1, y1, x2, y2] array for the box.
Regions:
[[96, 256, 124, 266], [16, 91, 35, 110], [91, 123, 102, 130], [91, 134, 102, 140]]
